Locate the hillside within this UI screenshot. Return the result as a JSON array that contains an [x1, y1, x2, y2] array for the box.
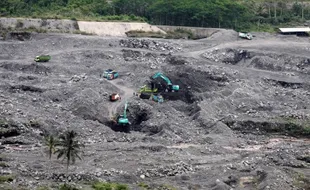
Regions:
[[1, 0, 310, 31]]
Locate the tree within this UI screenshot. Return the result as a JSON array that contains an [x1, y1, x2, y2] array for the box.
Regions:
[[45, 135, 57, 160], [55, 130, 84, 173]]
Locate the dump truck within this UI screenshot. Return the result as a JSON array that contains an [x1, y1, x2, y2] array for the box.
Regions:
[[102, 69, 114, 78], [102, 69, 119, 80], [109, 93, 121, 102], [238, 32, 253, 40], [34, 55, 51, 62]]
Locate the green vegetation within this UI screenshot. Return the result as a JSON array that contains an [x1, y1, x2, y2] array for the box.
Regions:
[[59, 184, 79, 190], [280, 117, 310, 137], [92, 182, 129, 190], [126, 28, 196, 39], [138, 182, 149, 189], [293, 172, 310, 190], [36, 186, 51, 190], [54, 130, 84, 173], [0, 162, 9, 167], [45, 135, 57, 160], [0, 154, 8, 161], [0, 175, 14, 184], [1, 0, 310, 31]]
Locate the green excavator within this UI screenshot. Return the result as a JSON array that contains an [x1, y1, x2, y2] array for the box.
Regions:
[[112, 101, 130, 132], [151, 72, 179, 92], [117, 101, 130, 125]]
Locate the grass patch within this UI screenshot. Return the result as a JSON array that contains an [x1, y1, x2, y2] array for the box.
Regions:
[[138, 182, 149, 189], [0, 175, 14, 184], [59, 184, 79, 190], [92, 182, 129, 190], [36, 186, 51, 190], [0, 184, 29, 190], [279, 117, 310, 137], [0, 162, 9, 167], [293, 172, 310, 190], [0, 119, 9, 127]]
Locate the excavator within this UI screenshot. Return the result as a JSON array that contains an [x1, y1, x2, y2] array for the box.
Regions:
[[112, 101, 130, 132], [151, 72, 179, 92]]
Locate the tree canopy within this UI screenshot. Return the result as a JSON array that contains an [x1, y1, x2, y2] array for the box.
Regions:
[[1, 0, 310, 31]]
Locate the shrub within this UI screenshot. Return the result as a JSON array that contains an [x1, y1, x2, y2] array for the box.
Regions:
[[92, 182, 129, 190], [0, 162, 9, 167], [0, 175, 14, 183], [59, 184, 79, 190]]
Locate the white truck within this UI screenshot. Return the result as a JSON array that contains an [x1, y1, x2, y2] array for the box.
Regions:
[[239, 32, 253, 40]]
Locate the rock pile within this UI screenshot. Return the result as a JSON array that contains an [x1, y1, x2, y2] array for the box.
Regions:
[[51, 173, 95, 182], [203, 48, 250, 64], [69, 73, 87, 82], [137, 161, 194, 178], [119, 39, 182, 52]]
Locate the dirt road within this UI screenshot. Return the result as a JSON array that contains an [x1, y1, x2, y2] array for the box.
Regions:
[[107, 79, 135, 118]]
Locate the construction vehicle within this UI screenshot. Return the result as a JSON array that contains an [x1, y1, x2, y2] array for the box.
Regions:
[[111, 101, 130, 132], [107, 71, 119, 80], [102, 69, 119, 80], [152, 94, 164, 103], [109, 93, 121, 102], [117, 101, 130, 126], [151, 72, 179, 92], [238, 32, 253, 40], [34, 55, 51, 62], [103, 69, 114, 78], [139, 85, 158, 93]]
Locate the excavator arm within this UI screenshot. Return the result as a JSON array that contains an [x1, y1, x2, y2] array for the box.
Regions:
[[151, 72, 179, 92], [123, 101, 127, 118], [117, 101, 129, 125], [152, 72, 172, 85]]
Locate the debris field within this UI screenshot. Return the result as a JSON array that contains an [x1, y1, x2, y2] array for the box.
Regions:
[[0, 31, 309, 190]]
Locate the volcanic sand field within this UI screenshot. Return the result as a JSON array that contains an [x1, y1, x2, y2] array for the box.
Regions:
[[0, 30, 309, 190]]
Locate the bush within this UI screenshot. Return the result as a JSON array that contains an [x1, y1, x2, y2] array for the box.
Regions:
[[92, 182, 129, 190], [36, 186, 50, 190], [59, 184, 79, 190], [0, 162, 9, 167], [115, 184, 128, 190], [0, 175, 14, 183]]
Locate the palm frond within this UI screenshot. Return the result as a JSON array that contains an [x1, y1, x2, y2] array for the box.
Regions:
[[54, 130, 83, 172]]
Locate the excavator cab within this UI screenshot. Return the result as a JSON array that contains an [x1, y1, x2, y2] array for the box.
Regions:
[[170, 84, 180, 92]]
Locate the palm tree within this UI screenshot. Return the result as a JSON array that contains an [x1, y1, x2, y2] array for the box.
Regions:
[[55, 130, 84, 174], [45, 135, 57, 160]]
